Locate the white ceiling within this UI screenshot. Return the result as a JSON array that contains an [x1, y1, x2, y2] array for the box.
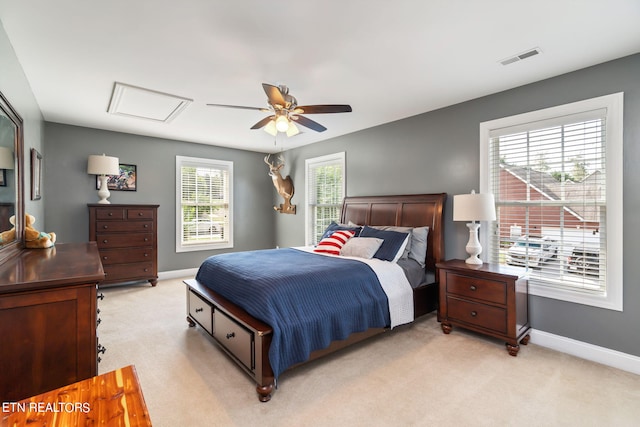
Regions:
[[1, 1, 639, 153]]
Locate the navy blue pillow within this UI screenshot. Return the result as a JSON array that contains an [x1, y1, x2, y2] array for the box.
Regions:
[[359, 226, 409, 262], [320, 221, 361, 241]]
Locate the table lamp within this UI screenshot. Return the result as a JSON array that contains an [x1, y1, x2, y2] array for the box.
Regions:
[[87, 154, 119, 204], [453, 190, 496, 265]]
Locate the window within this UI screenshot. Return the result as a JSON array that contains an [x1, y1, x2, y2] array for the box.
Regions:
[[480, 93, 623, 310], [305, 152, 346, 245], [176, 156, 233, 252]]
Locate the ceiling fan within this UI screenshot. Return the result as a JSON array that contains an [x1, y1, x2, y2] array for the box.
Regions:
[[207, 83, 352, 137]]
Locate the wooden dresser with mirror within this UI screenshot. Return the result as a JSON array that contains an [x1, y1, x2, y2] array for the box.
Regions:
[[0, 90, 105, 402]]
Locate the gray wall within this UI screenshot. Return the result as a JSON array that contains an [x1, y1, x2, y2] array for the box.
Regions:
[[275, 54, 640, 358], [44, 123, 276, 271], [0, 22, 45, 224]]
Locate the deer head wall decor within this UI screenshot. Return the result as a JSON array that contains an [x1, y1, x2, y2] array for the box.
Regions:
[[264, 153, 296, 214]]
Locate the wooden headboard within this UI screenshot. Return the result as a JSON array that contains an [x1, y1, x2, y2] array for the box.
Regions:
[[340, 193, 446, 272]]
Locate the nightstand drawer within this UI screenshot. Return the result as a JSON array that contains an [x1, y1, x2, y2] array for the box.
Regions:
[[445, 273, 507, 305], [447, 296, 507, 334]]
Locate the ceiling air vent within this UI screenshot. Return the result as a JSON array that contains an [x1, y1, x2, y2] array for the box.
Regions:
[[500, 47, 542, 66]]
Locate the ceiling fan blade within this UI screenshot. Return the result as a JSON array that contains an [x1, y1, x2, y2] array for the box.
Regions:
[[293, 115, 327, 132], [207, 103, 269, 112], [295, 105, 352, 114], [250, 115, 275, 130], [262, 83, 287, 107]]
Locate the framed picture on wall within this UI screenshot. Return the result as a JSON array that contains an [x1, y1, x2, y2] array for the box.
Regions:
[[31, 148, 42, 200], [0, 169, 5, 187], [96, 163, 137, 191]]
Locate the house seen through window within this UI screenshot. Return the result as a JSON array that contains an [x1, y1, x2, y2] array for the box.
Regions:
[[480, 93, 623, 310]]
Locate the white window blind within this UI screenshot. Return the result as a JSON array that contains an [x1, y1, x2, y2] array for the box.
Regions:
[[480, 93, 623, 310], [305, 152, 345, 245], [176, 156, 233, 252]]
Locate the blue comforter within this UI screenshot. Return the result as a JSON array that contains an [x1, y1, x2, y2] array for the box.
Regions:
[[195, 248, 390, 379]]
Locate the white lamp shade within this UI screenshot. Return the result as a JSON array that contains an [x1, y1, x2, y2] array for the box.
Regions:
[[87, 154, 119, 175], [264, 120, 277, 136], [453, 192, 496, 222], [0, 147, 14, 169]]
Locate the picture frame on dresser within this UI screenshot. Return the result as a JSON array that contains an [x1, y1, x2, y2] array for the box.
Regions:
[[96, 163, 137, 191]]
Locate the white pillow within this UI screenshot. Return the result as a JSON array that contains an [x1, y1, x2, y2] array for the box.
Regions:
[[341, 237, 384, 259]]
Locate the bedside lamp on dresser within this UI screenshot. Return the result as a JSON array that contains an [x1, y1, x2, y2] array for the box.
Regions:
[[87, 154, 119, 204]]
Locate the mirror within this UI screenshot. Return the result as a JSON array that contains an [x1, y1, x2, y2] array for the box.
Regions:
[[0, 90, 24, 263]]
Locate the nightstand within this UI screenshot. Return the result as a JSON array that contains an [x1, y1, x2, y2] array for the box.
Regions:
[[437, 259, 531, 356]]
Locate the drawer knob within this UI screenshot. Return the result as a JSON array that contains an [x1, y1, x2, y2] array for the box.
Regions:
[[226, 332, 235, 339], [103, 225, 108, 229], [144, 253, 149, 257], [144, 224, 149, 228], [103, 256, 108, 260], [470, 285, 477, 291], [470, 311, 478, 317], [138, 212, 143, 216], [102, 239, 108, 244], [195, 307, 204, 313], [108, 212, 113, 216]]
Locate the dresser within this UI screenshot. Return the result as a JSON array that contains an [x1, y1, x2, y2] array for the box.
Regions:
[[437, 259, 531, 356], [0, 242, 104, 402], [89, 204, 159, 286]]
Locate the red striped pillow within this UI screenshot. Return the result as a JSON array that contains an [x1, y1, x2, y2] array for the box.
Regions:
[[314, 230, 356, 255]]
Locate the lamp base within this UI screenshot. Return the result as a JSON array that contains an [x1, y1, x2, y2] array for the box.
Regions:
[[97, 175, 112, 204], [464, 222, 484, 265]]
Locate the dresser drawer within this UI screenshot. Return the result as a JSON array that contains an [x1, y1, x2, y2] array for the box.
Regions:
[[214, 309, 254, 371], [127, 208, 155, 220], [99, 248, 155, 265], [96, 233, 154, 249], [188, 291, 213, 335], [445, 273, 507, 305], [96, 221, 154, 233], [447, 296, 507, 334], [94, 208, 125, 220], [103, 262, 155, 282]]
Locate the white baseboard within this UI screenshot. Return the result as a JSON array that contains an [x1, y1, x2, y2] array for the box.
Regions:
[[158, 268, 198, 281], [530, 329, 640, 376]]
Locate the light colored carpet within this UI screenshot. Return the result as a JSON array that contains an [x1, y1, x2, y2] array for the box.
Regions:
[[98, 278, 640, 427]]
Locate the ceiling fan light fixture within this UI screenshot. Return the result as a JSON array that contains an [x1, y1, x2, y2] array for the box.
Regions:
[[275, 115, 290, 132], [286, 121, 300, 137], [264, 120, 277, 136]]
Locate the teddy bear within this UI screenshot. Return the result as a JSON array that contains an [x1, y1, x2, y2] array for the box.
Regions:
[[0, 214, 56, 249]]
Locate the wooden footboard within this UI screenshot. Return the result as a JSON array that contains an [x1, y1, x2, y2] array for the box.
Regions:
[[185, 279, 275, 401]]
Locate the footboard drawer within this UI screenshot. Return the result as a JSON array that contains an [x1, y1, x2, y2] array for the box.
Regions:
[[188, 290, 213, 335], [214, 309, 254, 370]]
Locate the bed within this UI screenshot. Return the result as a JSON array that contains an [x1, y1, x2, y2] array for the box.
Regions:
[[184, 193, 446, 402]]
